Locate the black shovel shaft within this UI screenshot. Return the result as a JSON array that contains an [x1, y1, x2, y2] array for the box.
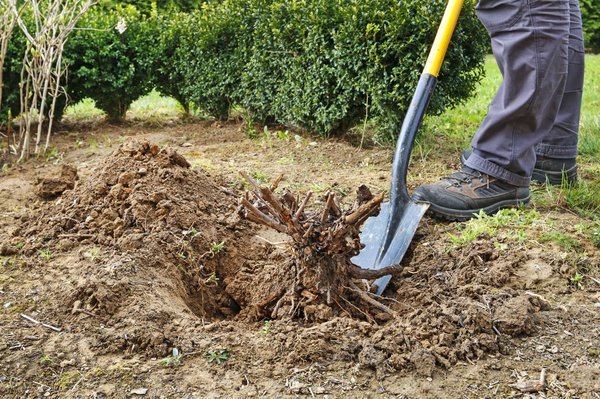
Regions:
[[389, 73, 437, 205]]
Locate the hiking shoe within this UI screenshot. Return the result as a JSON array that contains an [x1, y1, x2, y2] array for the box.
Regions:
[[412, 166, 531, 221], [460, 149, 577, 186]]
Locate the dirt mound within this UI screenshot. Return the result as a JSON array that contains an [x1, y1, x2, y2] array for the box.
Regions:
[[11, 139, 263, 353]]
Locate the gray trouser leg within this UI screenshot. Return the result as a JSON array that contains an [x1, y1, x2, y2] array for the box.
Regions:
[[535, 0, 584, 159], [465, 0, 573, 187]]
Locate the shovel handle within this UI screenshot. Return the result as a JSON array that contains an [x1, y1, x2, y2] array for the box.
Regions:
[[389, 0, 464, 204], [424, 0, 465, 78]]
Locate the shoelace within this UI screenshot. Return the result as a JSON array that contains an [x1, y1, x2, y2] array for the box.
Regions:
[[444, 168, 490, 189]]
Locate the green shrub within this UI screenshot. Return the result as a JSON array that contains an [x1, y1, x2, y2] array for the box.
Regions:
[[64, 5, 160, 121], [158, 2, 258, 119], [0, 25, 24, 123], [236, 0, 486, 140], [99, 0, 201, 13], [4, 0, 488, 136], [159, 0, 486, 140], [582, 0, 600, 51]]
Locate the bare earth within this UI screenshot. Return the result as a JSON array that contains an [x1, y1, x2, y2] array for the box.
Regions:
[[1, 121, 599, 398]]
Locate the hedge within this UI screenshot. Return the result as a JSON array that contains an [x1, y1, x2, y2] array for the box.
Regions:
[[160, 0, 487, 141], [3, 0, 488, 141], [64, 5, 161, 122], [582, 0, 600, 51]]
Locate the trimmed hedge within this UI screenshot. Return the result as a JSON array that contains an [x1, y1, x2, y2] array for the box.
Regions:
[[160, 0, 487, 141], [64, 6, 160, 121], [3, 0, 488, 141], [582, 0, 600, 51]]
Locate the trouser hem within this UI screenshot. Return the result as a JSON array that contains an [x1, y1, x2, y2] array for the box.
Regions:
[[465, 153, 530, 187], [535, 144, 578, 159]]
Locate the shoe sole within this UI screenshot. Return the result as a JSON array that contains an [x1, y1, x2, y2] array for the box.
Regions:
[[425, 195, 531, 222], [460, 153, 578, 187]]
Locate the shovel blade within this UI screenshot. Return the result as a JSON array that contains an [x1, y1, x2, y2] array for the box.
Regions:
[[351, 200, 429, 295]]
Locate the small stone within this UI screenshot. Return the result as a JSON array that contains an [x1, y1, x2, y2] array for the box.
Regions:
[[138, 168, 147, 176], [3, 302, 12, 309], [85, 215, 94, 223], [594, 303, 600, 309], [129, 388, 148, 396], [181, 142, 193, 147]]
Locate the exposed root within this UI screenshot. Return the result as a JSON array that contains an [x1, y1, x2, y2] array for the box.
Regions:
[[239, 173, 404, 321]]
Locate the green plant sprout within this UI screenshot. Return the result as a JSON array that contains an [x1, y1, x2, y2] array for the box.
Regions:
[[38, 248, 53, 261], [185, 227, 199, 237], [207, 349, 229, 364], [160, 348, 183, 367], [205, 273, 219, 286], [39, 355, 55, 365], [259, 320, 272, 336], [571, 272, 584, 289], [210, 241, 225, 255]]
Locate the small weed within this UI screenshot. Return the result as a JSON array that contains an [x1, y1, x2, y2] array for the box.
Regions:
[[184, 227, 200, 238], [245, 122, 259, 139], [306, 182, 326, 193], [570, 272, 584, 290], [38, 248, 53, 261], [205, 273, 219, 286], [591, 226, 600, 248], [39, 355, 55, 365], [15, 242, 24, 253], [249, 170, 269, 183], [91, 367, 106, 377], [275, 130, 290, 140], [45, 147, 63, 163], [55, 371, 81, 391], [259, 320, 272, 336], [539, 231, 582, 252], [210, 241, 225, 255], [178, 251, 187, 259], [160, 348, 183, 367], [207, 349, 229, 364], [1, 163, 9, 174], [83, 246, 102, 261]]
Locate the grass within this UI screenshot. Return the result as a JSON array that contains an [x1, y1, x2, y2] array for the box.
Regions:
[[538, 231, 583, 252], [63, 89, 183, 122], [63, 98, 105, 120], [128, 89, 184, 120], [448, 207, 540, 247], [420, 55, 600, 160]]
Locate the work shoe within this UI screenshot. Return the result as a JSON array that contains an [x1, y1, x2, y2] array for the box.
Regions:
[[460, 149, 577, 186], [412, 166, 531, 221]]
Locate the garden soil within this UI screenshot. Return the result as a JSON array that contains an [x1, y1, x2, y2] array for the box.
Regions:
[[1, 121, 599, 398]]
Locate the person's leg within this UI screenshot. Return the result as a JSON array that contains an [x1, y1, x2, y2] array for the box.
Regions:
[[413, 0, 572, 220], [465, 0, 571, 187], [532, 0, 584, 184]]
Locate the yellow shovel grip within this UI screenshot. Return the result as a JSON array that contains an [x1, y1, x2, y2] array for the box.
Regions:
[[423, 0, 464, 77]]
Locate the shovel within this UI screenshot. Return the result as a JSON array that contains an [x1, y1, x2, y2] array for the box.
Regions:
[[351, 0, 464, 295]]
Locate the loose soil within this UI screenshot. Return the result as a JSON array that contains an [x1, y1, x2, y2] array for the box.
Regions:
[[1, 121, 599, 398]]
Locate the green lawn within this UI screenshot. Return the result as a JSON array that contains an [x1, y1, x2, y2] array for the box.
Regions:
[[421, 54, 600, 161]]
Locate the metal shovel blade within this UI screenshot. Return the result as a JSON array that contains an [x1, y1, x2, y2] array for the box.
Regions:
[[351, 200, 429, 296], [349, 0, 463, 295]]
